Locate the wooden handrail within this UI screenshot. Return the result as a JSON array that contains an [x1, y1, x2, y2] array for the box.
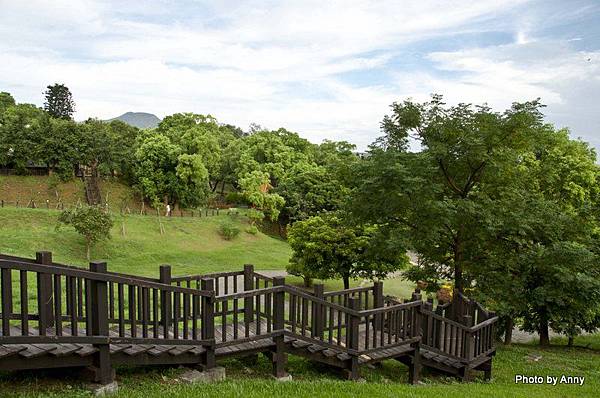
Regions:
[[469, 316, 499, 332], [0, 260, 213, 297], [322, 285, 373, 297], [358, 300, 421, 316], [0, 254, 158, 282]]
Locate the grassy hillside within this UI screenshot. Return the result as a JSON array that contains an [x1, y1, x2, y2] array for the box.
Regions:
[[0, 206, 416, 297], [0, 175, 136, 210], [0, 207, 291, 276]]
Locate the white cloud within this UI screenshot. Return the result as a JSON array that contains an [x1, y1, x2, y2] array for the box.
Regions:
[[2, 0, 599, 151]]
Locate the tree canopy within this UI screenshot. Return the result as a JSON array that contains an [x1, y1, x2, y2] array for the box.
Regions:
[[43, 83, 75, 119]]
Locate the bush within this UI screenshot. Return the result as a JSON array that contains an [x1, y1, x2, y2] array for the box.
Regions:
[[218, 220, 241, 240], [245, 225, 259, 235], [246, 208, 264, 225]]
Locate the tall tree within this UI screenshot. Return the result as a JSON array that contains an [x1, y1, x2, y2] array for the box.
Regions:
[[44, 83, 75, 119], [351, 95, 543, 293], [0, 92, 16, 118]]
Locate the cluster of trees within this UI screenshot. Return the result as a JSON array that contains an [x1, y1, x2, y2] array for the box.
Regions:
[[345, 95, 600, 345], [0, 85, 357, 223], [0, 87, 138, 179], [3, 85, 598, 345]]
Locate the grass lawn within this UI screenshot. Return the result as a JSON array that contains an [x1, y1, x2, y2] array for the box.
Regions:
[[0, 334, 597, 397], [0, 207, 291, 277]]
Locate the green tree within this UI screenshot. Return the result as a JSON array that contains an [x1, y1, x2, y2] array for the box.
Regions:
[[276, 162, 346, 224], [41, 117, 81, 179], [474, 127, 600, 346], [133, 133, 180, 206], [351, 95, 544, 293], [287, 212, 407, 289], [156, 113, 239, 193], [239, 170, 285, 222], [57, 206, 113, 260], [0, 92, 16, 118], [44, 83, 75, 119], [0, 103, 47, 171], [133, 132, 210, 208], [350, 95, 600, 346], [175, 153, 210, 208]]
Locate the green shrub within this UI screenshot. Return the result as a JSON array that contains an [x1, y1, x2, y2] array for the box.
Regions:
[[218, 221, 241, 240], [245, 225, 259, 235], [246, 208, 264, 225]]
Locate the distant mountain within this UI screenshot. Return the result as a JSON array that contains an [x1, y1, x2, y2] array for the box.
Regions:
[[108, 112, 161, 129]]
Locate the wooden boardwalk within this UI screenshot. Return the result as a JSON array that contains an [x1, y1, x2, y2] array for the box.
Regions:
[[0, 252, 497, 385]]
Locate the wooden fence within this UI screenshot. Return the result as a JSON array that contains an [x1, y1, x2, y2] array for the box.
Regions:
[[0, 252, 497, 385]]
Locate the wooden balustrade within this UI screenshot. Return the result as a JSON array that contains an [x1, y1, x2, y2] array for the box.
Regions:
[[0, 251, 497, 383]]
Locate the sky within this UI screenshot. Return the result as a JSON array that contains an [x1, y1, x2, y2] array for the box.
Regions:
[[1, 0, 599, 151]]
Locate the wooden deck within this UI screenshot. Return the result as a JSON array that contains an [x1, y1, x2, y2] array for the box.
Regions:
[[0, 253, 498, 385], [0, 320, 417, 369]]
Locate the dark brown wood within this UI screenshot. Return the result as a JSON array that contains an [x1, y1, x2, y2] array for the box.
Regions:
[[0, 253, 496, 383], [243, 264, 254, 322], [372, 281, 383, 332], [271, 276, 287, 378], [36, 251, 54, 328], [200, 277, 215, 369], [313, 284, 324, 338], [345, 297, 361, 380], [159, 265, 171, 337], [89, 261, 113, 384], [1, 267, 12, 336]]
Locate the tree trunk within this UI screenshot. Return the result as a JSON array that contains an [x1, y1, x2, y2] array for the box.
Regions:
[[539, 308, 550, 346], [303, 277, 312, 288], [568, 336, 574, 347], [86, 241, 91, 261], [220, 180, 226, 196], [453, 229, 464, 293], [504, 317, 514, 345], [343, 275, 350, 290]]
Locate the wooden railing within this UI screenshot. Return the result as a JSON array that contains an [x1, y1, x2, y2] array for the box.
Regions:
[[421, 298, 497, 364], [0, 254, 214, 345], [0, 252, 497, 383]]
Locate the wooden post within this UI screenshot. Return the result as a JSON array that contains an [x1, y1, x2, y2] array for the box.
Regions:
[[408, 299, 422, 384], [271, 276, 288, 378], [1, 265, 12, 336], [89, 261, 114, 384], [243, 264, 254, 322], [36, 251, 54, 329], [346, 297, 361, 380], [462, 314, 474, 381], [159, 265, 171, 333], [200, 277, 216, 370], [373, 281, 383, 331], [313, 283, 324, 338], [423, 298, 433, 346]]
